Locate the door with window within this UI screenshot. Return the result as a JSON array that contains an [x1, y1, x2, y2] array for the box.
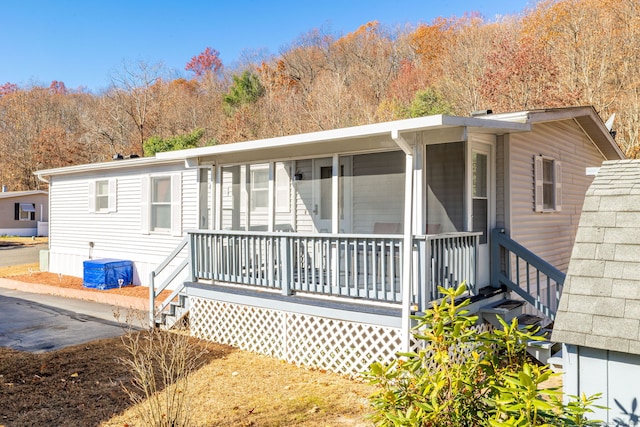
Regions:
[[312, 158, 351, 233], [470, 141, 494, 287]]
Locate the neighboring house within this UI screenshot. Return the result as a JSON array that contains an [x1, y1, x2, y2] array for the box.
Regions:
[[0, 190, 48, 237], [552, 159, 640, 425], [35, 106, 623, 374]]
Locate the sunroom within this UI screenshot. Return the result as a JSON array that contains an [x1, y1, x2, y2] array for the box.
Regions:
[[165, 116, 530, 320]]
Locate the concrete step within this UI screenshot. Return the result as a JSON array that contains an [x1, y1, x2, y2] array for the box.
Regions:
[[479, 299, 525, 329], [547, 349, 563, 373], [527, 340, 562, 365]]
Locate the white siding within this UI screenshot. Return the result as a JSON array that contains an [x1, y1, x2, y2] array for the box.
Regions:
[[48, 162, 196, 286], [508, 121, 605, 272], [294, 159, 315, 232], [564, 345, 640, 424]]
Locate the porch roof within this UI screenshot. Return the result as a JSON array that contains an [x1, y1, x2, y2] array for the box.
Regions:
[[155, 114, 530, 164]]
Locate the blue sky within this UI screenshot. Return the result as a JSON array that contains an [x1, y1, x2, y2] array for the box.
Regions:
[[1, 0, 532, 93]]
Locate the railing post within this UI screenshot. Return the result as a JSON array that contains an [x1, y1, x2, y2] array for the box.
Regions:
[[149, 271, 156, 328], [490, 228, 503, 288], [280, 235, 291, 295], [188, 233, 195, 282]]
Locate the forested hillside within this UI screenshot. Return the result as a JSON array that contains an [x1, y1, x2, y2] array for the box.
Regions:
[[2, 0, 638, 190]]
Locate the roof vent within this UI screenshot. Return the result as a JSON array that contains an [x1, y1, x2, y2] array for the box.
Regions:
[[125, 154, 140, 159], [113, 153, 123, 160], [1, 185, 7, 192], [471, 109, 493, 117]]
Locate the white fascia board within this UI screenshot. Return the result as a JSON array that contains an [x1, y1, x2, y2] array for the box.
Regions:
[[157, 114, 530, 161], [0, 190, 48, 199], [34, 157, 184, 179]]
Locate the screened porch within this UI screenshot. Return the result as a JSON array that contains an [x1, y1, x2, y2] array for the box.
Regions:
[[186, 141, 484, 311]]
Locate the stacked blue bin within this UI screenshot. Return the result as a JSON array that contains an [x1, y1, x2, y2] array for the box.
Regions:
[[83, 258, 133, 290]]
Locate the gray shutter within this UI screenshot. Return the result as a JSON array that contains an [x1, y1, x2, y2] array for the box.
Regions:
[[108, 178, 117, 213], [555, 160, 562, 212], [14, 203, 19, 220], [141, 175, 150, 234], [88, 181, 96, 213], [30, 204, 35, 221], [171, 173, 182, 236], [534, 155, 544, 212]]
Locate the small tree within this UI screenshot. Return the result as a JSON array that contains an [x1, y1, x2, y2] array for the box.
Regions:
[[223, 70, 265, 111], [366, 284, 604, 426], [143, 128, 209, 157]]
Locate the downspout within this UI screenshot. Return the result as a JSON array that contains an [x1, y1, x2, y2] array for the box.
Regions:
[[391, 129, 414, 352]]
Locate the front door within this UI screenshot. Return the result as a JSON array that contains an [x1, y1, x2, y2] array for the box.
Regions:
[[470, 139, 495, 287], [313, 157, 351, 233]]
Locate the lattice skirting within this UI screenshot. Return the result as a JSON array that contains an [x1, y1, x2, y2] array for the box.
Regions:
[[190, 297, 403, 375]]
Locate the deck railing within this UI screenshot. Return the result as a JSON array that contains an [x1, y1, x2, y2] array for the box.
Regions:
[[491, 229, 565, 320], [189, 229, 480, 306], [413, 232, 481, 311]]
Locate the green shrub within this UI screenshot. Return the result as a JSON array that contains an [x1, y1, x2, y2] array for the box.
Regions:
[[365, 284, 603, 426]]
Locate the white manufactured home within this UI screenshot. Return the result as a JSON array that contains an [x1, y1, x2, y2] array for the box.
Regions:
[[36, 106, 623, 374]]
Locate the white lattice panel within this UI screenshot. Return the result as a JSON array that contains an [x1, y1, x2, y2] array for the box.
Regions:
[[190, 298, 285, 358], [190, 297, 402, 375]]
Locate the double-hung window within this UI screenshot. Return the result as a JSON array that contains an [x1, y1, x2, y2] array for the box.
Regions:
[[534, 155, 562, 212], [151, 176, 171, 231], [89, 179, 117, 213], [250, 166, 269, 211], [141, 173, 182, 235]]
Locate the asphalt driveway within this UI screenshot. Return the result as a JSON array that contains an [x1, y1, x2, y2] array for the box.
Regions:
[[0, 288, 141, 352], [0, 243, 47, 267]]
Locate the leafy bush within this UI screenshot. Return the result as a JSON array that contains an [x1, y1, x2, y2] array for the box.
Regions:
[[365, 284, 603, 426]]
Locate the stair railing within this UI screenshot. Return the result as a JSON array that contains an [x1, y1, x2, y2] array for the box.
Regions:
[[491, 229, 566, 320], [149, 235, 190, 327]]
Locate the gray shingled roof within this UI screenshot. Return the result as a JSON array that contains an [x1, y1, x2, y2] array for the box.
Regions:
[[552, 160, 640, 354]]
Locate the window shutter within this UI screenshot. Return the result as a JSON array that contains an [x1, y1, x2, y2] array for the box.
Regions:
[[141, 175, 150, 234], [555, 160, 562, 212], [171, 173, 182, 236], [14, 203, 19, 221], [88, 181, 96, 213], [30, 204, 35, 221], [534, 155, 544, 212], [108, 178, 117, 213]]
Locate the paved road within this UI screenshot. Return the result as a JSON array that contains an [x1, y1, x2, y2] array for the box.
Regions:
[[0, 288, 143, 353], [0, 243, 47, 267]]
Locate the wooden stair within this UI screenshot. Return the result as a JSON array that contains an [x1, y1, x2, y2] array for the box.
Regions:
[[155, 292, 189, 330]]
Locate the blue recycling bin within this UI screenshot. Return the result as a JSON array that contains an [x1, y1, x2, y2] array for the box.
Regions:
[[83, 258, 133, 290]]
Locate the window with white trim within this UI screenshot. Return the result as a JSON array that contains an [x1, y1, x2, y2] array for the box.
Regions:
[[250, 166, 269, 211], [89, 178, 116, 213], [534, 155, 562, 212], [151, 176, 172, 231], [141, 173, 182, 236], [14, 203, 35, 221]]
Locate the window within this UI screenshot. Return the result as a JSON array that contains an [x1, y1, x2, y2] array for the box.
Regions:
[[141, 173, 182, 235], [472, 152, 488, 244], [151, 176, 171, 231], [14, 203, 35, 221], [250, 166, 269, 210], [95, 180, 109, 211], [534, 155, 562, 212], [89, 179, 116, 213]]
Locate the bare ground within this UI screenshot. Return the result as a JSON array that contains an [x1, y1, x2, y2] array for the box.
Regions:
[[0, 260, 375, 427]]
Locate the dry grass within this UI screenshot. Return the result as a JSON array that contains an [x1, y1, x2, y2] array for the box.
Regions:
[[0, 256, 376, 426]]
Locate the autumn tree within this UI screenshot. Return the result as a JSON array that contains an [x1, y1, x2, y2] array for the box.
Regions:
[[185, 47, 223, 77], [107, 61, 167, 155]]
